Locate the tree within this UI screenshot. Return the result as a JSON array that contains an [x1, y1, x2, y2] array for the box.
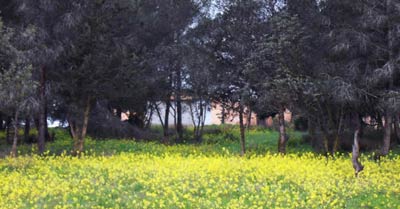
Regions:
[[49, 0, 143, 154], [321, 0, 400, 157], [185, 22, 217, 142], [0, 19, 37, 157], [205, 0, 269, 155], [145, 0, 212, 143], [14, 0, 85, 153], [246, 1, 309, 154]]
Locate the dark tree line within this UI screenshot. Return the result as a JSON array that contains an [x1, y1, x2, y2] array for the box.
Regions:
[[0, 0, 399, 172]]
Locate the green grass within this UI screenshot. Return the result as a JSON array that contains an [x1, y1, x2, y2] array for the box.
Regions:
[[0, 127, 312, 157]]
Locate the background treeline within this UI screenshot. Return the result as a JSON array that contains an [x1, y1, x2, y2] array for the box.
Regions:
[[0, 0, 399, 167]]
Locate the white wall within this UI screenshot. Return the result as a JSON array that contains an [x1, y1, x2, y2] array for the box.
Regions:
[[151, 103, 212, 126]]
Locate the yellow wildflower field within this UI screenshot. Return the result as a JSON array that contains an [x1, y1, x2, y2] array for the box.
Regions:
[[0, 148, 399, 209]]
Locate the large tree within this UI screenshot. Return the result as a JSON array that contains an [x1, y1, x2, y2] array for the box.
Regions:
[[184, 19, 218, 142], [0, 18, 37, 157], [320, 0, 400, 157], [14, 0, 84, 153], [50, 0, 144, 154], [146, 0, 211, 144], [204, 0, 271, 155], [247, 6, 308, 154]]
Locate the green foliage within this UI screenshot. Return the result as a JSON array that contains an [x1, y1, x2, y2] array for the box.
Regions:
[[0, 62, 37, 114], [0, 17, 37, 116]]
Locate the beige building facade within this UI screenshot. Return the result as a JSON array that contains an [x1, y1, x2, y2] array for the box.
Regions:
[[210, 103, 292, 126], [145, 102, 292, 126]]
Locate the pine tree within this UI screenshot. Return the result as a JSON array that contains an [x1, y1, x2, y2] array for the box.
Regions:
[[0, 18, 37, 157]]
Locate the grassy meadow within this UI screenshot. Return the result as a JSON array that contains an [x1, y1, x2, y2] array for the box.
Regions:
[[0, 127, 399, 209]]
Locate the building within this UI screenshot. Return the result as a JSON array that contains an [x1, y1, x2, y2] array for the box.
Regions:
[[148, 102, 291, 126]]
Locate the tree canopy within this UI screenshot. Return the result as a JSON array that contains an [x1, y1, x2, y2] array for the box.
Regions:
[[0, 0, 399, 174]]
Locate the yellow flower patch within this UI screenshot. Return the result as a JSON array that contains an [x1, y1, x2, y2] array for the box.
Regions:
[[0, 148, 399, 208]]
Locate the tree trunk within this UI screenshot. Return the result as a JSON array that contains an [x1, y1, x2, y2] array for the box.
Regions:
[[37, 66, 47, 154], [323, 134, 329, 155], [189, 102, 199, 142], [197, 101, 205, 143], [170, 104, 177, 131], [176, 68, 183, 143], [24, 117, 30, 143], [394, 115, 400, 144], [221, 105, 225, 125], [176, 101, 183, 143], [71, 97, 91, 155], [45, 105, 51, 141], [307, 117, 318, 149], [246, 107, 252, 130], [332, 134, 340, 155], [176, 100, 183, 143], [320, 118, 330, 154], [154, 103, 164, 128], [0, 113, 4, 130], [144, 105, 154, 129], [278, 109, 288, 154], [325, 104, 336, 154], [10, 111, 19, 158], [189, 100, 206, 143], [163, 71, 174, 144], [379, 0, 394, 156], [239, 105, 246, 156], [5, 116, 12, 144], [332, 110, 344, 155], [163, 99, 171, 144], [381, 112, 392, 156], [116, 107, 122, 120], [352, 114, 364, 177]]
